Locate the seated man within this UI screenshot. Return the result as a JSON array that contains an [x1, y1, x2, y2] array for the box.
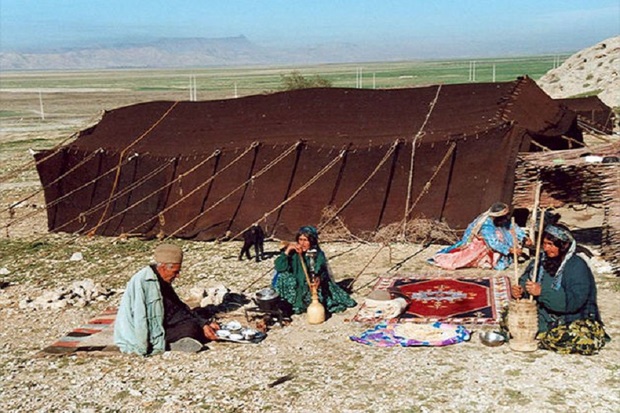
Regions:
[[429, 202, 531, 270], [114, 244, 219, 355]]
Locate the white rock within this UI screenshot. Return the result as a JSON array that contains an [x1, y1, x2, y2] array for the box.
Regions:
[[50, 300, 69, 310], [189, 286, 206, 301], [72, 285, 86, 298], [39, 290, 62, 302], [199, 296, 213, 307], [69, 252, 83, 261], [0, 267, 10, 275], [595, 263, 613, 274]]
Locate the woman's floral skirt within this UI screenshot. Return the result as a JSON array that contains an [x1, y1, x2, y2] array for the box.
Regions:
[[537, 319, 609, 355]]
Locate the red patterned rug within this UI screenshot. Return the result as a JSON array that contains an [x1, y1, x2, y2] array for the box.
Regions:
[[38, 308, 119, 356], [353, 275, 511, 326]]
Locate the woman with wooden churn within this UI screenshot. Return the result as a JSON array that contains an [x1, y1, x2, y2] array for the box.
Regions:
[[511, 224, 609, 355]]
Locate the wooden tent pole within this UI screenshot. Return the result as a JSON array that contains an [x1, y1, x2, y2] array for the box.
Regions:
[[530, 207, 546, 302], [511, 217, 519, 286], [529, 181, 541, 239]]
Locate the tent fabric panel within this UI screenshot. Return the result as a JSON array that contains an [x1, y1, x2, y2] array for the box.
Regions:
[[35, 149, 68, 231], [431, 124, 522, 230], [556, 96, 614, 134], [66, 78, 579, 158], [36, 149, 108, 233], [97, 155, 176, 237]]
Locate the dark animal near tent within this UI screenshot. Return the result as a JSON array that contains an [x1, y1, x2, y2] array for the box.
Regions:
[[239, 225, 265, 262]]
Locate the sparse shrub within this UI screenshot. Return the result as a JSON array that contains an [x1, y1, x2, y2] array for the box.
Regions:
[[280, 71, 332, 91]]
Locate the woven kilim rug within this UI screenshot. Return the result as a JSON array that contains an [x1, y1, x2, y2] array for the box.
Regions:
[[353, 275, 511, 326], [38, 307, 119, 356]]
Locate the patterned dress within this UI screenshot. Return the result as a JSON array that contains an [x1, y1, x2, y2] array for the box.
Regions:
[[273, 249, 356, 315], [431, 215, 526, 270]]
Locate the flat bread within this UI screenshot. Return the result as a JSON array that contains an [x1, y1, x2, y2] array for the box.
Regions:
[[393, 323, 454, 342]]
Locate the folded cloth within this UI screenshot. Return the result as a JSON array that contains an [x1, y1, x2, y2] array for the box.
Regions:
[[356, 297, 408, 322]]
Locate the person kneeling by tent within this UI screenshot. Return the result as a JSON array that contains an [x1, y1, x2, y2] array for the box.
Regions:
[[429, 202, 532, 270], [272, 226, 356, 315], [114, 244, 219, 355], [511, 224, 609, 355]]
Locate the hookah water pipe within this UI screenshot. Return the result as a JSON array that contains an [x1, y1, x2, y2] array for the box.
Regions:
[[300, 249, 325, 324]]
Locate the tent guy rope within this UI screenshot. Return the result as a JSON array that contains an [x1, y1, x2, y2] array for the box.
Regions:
[[90, 101, 180, 236]]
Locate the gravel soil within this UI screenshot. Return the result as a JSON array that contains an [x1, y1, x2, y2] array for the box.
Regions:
[[1, 61, 619, 411], [0, 219, 619, 412]]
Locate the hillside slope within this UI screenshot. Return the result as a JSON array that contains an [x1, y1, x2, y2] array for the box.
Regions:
[[537, 36, 620, 108]]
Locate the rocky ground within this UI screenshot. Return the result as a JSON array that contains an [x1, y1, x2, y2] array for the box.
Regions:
[[0, 200, 619, 412]]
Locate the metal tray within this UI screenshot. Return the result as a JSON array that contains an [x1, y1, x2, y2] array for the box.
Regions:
[[217, 331, 266, 344]]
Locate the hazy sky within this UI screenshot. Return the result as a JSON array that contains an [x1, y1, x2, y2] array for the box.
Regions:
[[1, 0, 618, 57]]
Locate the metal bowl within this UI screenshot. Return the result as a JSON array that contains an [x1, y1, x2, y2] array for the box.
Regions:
[[216, 329, 231, 338], [223, 320, 242, 332], [479, 331, 506, 347], [241, 328, 258, 340], [255, 288, 281, 311], [256, 288, 279, 300]]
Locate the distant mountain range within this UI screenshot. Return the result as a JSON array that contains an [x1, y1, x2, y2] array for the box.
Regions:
[[0, 35, 404, 71]]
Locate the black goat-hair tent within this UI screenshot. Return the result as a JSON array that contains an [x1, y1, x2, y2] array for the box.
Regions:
[[35, 76, 583, 241], [556, 96, 615, 135]]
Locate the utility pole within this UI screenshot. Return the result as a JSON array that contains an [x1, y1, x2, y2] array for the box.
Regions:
[[39, 91, 45, 120], [188, 75, 197, 101]]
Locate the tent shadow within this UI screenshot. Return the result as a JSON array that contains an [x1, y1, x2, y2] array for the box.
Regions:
[[337, 278, 355, 294], [572, 226, 603, 246], [194, 293, 251, 318]]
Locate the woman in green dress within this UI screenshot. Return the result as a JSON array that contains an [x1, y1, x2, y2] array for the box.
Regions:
[[273, 226, 356, 315], [511, 224, 608, 355]]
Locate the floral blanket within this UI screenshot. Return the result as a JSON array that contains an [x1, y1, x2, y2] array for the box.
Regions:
[[350, 321, 470, 347]]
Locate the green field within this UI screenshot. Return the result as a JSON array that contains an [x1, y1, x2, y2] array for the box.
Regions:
[[0, 54, 572, 174], [0, 55, 566, 98]]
